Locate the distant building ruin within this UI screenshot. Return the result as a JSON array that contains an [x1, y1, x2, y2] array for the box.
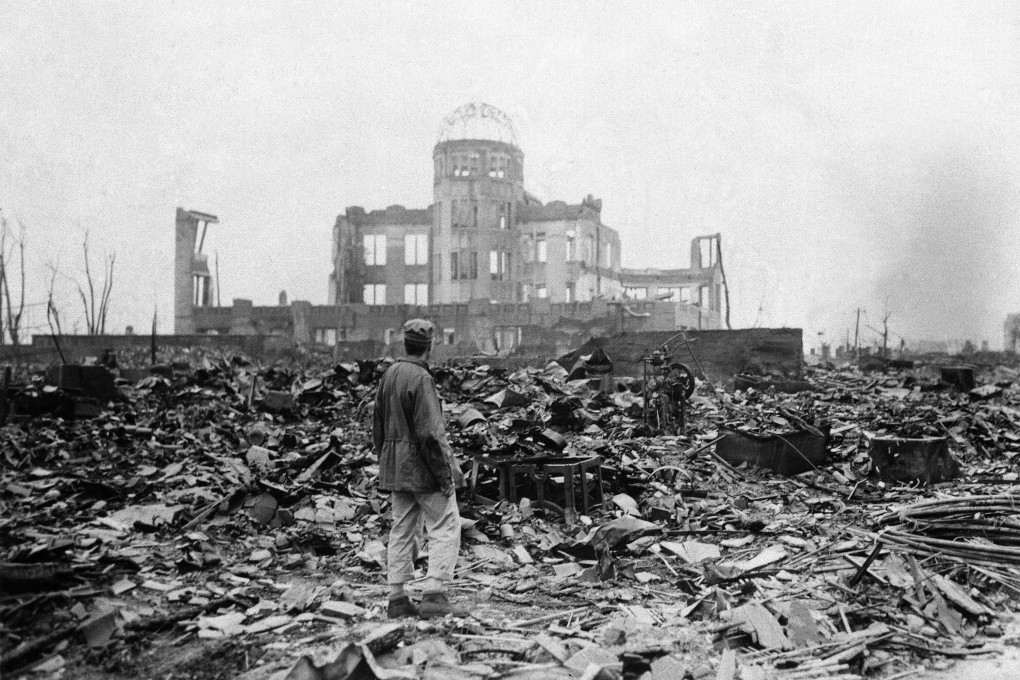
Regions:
[[173, 104, 730, 356], [329, 103, 724, 314], [174, 208, 219, 335], [1005, 314, 1020, 353]]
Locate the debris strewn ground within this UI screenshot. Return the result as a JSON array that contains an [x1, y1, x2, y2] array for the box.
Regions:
[[2, 349, 1020, 679]]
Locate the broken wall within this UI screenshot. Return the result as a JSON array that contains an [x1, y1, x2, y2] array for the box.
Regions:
[[584, 328, 804, 384]]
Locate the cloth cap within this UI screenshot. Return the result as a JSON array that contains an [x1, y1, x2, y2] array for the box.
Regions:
[[403, 318, 435, 349]]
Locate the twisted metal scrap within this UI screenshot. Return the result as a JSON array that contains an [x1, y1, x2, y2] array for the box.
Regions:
[[876, 492, 1020, 566]]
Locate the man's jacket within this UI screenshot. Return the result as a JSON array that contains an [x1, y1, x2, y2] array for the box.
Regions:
[[373, 357, 461, 493]]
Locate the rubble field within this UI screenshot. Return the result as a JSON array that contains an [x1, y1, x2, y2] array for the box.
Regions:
[[3, 348, 1020, 680]]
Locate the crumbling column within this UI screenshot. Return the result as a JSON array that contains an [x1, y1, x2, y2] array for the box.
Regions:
[[174, 208, 219, 334], [229, 299, 257, 335], [174, 209, 199, 334], [290, 301, 312, 345]]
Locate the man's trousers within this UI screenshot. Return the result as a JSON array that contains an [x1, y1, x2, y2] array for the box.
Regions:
[[387, 490, 461, 586]]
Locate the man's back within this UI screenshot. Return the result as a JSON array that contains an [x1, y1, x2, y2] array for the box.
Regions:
[[374, 358, 447, 493]]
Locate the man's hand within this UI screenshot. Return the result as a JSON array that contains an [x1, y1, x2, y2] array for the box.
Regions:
[[440, 483, 455, 498]]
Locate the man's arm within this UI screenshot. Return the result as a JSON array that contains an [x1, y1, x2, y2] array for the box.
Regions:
[[412, 373, 454, 493], [372, 380, 385, 455]]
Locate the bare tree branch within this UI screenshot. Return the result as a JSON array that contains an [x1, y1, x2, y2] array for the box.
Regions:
[[83, 231, 97, 333], [45, 263, 63, 337], [67, 230, 117, 336], [0, 213, 26, 346], [15, 221, 25, 340], [75, 280, 92, 334], [98, 253, 115, 334]]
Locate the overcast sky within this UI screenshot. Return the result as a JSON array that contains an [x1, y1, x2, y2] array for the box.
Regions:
[[2, 1, 1018, 349]]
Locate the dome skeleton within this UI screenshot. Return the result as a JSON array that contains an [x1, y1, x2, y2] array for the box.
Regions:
[[436, 103, 518, 146]]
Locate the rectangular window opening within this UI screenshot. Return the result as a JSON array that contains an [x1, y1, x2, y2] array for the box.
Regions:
[[404, 283, 428, 305], [363, 283, 386, 305], [363, 234, 386, 266], [314, 328, 337, 346], [404, 233, 428, 265]]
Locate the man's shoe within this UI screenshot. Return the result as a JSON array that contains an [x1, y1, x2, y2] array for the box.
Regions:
[[418, 591, 468, 619], [387, 595, 419, 619]]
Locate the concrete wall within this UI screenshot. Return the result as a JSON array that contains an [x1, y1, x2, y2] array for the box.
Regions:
[[332, 206, 433, 306], [618, 235, 725, 312], [584, 328, 804, 383], [184, 297, 722, 353], [517, 210, 621, 303], [13, 327, 801, 387], [404, 327, 802, 385]]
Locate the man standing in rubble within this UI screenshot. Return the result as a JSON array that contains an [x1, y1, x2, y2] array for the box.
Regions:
[[374, 318, 464, 618]]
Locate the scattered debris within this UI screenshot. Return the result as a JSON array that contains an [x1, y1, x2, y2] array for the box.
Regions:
[[2, 349, 1020, 679]]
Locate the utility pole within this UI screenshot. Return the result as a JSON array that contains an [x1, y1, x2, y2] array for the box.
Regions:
[[215, 250, 221, 307], [854, 308, 861, 361], [882, 311, 891, 360]]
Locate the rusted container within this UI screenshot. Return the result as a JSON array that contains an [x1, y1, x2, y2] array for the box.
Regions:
[[868, 436, 959, 484], [716, 427, 828, 475]]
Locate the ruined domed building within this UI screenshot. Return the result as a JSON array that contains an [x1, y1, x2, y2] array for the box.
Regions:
[[176, 104, 728, 357], [324, 104, 725, 354]]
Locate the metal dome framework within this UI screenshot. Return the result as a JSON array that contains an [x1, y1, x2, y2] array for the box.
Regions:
[[437, 103, 518, 146]]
